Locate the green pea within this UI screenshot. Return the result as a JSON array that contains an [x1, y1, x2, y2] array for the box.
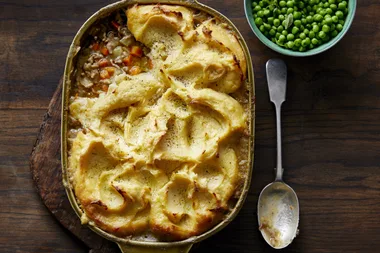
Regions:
[[312, 24, 320, 33], [338, 2, 346, 10], [322, 34, 330, 42], [292, 26, 300, 34], [318, 30, 326, 39], [274, 8, 281, 16], [312, 38, 319, 45], [309, 43, 315, 49], [331, 30, 338, 37], [294, 38, 302, 47], [269, 29, 276, 36], [282, 20, 287, 27], [325, 17, 333, 25], [310, 0, 317, 5], [299, 32, 306, 39], [322, 25, 330, 33], [306, 15, 313, 23], [282, 30, 288, 36], [264, 9, 271, 16], [287, 41, 295, 49], [330, 24, 336, 31], [300, 24, 305, 31], [294, 11, 302, 19], [279, 14, 285, 21], [255, 17, 263, 26], [336, 23, 343, 31], [330, 4, 337, 11], [273, 19, 281, 27], [338, 20, 345, 25], [301, 38, 311, 47], [336, 10, 344, 19], [252, 1, 257, 7], [323, 2, 329, 8], [277, 25, 284, 32], [307, 6, 312, 12], [326, 8, 333, 15], [275, 32, 281, 40], [314, 14, 323, 22], [332, 16, 339, 23], [268, 17, 274, 24], [259, 1, 265, 7], [309, 12, 315, 16], [325, 14, 332, 19], [298, 1, 305, 9], [269, 4, 275, 11], [264, 23, 271, 30], [279, 0, 287, 7], [319, 9, 326, 16], [309, 31, 315, 38], [271, 37, 276, 43], [287, 1, 294, 7], [253, 5, 262, 12], [279, 34, 286, 42], [258, 10, 264, 17], [301, 18, 307, 24], [259, 24, 265, 32], [329, 0, 336, 4], [287, 33, 295, 41], [294, 20, 302, 27], [299, 46, 306, 52], [287, 8, 294, 14], [281, 7, 287, 14]]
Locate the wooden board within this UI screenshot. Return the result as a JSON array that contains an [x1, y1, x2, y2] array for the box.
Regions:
[[30, 79, 119, 253]]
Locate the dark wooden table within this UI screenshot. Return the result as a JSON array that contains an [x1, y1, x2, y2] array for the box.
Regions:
[[1, 0, 380, 252]]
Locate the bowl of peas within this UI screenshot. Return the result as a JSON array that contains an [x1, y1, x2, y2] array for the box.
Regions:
[[244, 0, 356, 56]]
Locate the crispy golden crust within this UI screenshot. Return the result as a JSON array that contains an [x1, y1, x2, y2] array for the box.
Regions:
[[68, 4, 249, 241]]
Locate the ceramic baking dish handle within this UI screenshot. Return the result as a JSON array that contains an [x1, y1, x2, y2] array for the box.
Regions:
[[118, 243, 193, 253]]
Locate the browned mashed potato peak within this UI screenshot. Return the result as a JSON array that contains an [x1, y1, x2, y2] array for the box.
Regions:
[[68, 4, 250, 241]]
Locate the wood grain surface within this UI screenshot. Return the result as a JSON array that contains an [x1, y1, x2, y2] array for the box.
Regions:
[[1, 0, 380, 253]]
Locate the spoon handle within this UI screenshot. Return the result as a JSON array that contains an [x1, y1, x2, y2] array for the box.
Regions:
[[266, 59, 287, 181]]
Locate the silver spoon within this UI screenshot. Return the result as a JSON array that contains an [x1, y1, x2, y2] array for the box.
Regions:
[[257, 59, 299, 249]]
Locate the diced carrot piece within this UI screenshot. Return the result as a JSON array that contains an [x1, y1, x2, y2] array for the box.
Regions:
[[101, 47, 109, 56], [100, 69, 110, 79], [129, 66, 141, 75], [105, 67, 115, 75], [92, 43, 100, 51], [102, 85, 108, 92], [123, 55, 133, 66], [98, 59, 109, 67], [148, 58, 153, 69], [111, 21, 120, 29], [130, 46, 143, 57]]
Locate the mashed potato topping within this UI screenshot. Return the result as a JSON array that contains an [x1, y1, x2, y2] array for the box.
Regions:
[[68, 4, 250, 241]]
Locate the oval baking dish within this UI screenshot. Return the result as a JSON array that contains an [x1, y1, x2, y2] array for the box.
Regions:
[[61, 0, 255, 252]]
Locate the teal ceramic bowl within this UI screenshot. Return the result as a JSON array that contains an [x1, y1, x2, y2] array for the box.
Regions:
[[244, 0, 357, 57]]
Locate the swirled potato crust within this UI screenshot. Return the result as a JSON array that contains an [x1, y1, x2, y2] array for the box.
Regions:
[[68, 4, 250, 241]]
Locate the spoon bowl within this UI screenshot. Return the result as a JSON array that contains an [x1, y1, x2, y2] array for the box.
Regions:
[[258, 181, 299, 249]]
